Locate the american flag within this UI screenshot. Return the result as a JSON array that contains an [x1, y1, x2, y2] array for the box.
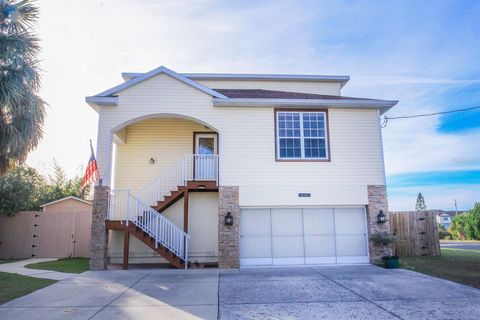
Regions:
[[80, 140, 100, 191]]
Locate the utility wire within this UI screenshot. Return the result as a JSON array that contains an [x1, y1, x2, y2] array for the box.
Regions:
[[381, 105, 480, 128]]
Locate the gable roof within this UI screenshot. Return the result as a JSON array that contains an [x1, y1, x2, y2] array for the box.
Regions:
[[40, 196, 92, 208], [122, 72, 350, 87], [86, 66, 398, 114], [86, 66, 227, 106]]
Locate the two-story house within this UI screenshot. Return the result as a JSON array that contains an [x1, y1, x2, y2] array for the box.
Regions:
[[86, 66, 398, 269]]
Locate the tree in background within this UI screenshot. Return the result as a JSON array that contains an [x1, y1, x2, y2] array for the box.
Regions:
[[450, 213, 468, 240], [0, 0, 46, 175], [0, 162, 92, 216], [415, 192, 427, 211], [39, 161, 91, 205], [438, 224, 452, 240], [0, 165, 45, 215], [465, 202, 480, 240], [448, 203, 480, 240]]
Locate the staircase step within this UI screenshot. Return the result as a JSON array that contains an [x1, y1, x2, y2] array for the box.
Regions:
[[152, 187, 186, 213], [129, 224, 185, 269]]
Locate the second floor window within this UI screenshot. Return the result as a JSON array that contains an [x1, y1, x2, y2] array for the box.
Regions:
[[276, 111, 329, 160]]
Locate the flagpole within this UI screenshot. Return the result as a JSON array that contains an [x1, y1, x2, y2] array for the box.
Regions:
[[89, 139, 102, 186]]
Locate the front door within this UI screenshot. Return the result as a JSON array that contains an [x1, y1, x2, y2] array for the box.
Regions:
[[194, 133, 218, 180]]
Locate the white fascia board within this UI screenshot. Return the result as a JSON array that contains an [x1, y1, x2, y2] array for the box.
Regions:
[[85, 96, 118, 106], [122, 72, 350, 86], [95, 66, 227, 98], [183, 73, 350, 82], [213, 98, 398, 114]]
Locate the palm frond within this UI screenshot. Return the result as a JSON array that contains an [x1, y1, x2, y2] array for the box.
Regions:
[[0, 0, 44, 175]]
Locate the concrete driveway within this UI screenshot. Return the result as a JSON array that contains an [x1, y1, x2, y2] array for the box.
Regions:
[[1, 265, 480, 320]]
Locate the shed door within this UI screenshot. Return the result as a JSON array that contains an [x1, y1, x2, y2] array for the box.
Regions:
[[240, 207, 368, 266]]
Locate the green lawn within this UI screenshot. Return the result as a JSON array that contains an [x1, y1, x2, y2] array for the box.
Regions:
[[0, 272, 56, 303], [440, 240, 480, 243], [25, 258, 89, 274], [0, 259, 19, 265], [401, 248, 480, 289]]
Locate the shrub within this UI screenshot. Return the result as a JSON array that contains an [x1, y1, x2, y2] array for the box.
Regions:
[[370, 231, 396, 246], [449, 203, 480, 240], [450, 214, 468, 240], [438, 224, 452, 240]]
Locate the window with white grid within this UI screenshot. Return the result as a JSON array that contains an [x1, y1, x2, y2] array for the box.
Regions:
[[276, 111, 328, 160]]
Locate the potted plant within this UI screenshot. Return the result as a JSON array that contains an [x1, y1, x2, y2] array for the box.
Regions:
[[370, 231, 399, 268]]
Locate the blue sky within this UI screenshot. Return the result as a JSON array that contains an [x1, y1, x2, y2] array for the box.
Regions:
[[28, 0, 479, 210]]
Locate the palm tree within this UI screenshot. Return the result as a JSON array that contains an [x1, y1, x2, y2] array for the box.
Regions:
[[0, 0, 45, 175]]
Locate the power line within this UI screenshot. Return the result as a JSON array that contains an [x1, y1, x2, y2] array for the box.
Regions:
[[381, 105, 480, 128]]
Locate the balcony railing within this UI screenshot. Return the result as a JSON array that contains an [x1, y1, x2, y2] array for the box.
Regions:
[[136, 154, 218, 206]]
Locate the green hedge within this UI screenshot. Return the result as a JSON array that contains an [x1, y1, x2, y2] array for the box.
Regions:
[[449, 203, 480, 240]]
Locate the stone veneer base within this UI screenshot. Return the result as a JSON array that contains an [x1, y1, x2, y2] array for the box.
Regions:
[[89, 185, 110, 270], [218, 186, 240, 269], [367, 185, 391, 262]]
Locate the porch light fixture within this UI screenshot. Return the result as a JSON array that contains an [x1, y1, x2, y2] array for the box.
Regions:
[[225, 212, 233, 226], [149, 157, 155, 164], [377, 210, 387, 224]]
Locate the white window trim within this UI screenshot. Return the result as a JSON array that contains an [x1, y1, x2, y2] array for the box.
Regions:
[[276, 111, 329, 160]]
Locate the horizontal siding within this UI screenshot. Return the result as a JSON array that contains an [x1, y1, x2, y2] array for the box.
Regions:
[[96, 73, 385, 190], [114, 118, 212, 190], [196, 79, 341, 96], [109, 193, 218, 263], [219, 108, 385, 185]]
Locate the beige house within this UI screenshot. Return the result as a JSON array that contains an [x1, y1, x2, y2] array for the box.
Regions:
[[86, 66, 397, 269]]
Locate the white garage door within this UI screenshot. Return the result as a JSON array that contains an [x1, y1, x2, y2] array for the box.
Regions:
[[240, 207, 369, 266]]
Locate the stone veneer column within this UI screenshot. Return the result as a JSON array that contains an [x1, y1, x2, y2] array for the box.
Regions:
[[218, 186, 240, 269], [367, 185, 391, 262], [89, 185, 110, 270]]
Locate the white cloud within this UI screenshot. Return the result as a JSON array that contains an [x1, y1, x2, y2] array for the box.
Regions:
[[25, 0, 480, 210]]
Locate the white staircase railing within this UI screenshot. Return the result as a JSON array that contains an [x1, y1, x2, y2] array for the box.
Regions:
[[108, 190, 191, 267], [106, 154, 218, 268], [137, 154, 219, 206]]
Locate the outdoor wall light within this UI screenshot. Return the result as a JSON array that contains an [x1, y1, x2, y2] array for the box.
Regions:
[[377, 210, 387, 224], [225, 212, 233, 226], [149, 157, 155, 164]]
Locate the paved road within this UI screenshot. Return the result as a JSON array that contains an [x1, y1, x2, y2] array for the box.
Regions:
[[441, 241, 480, 251], [1, 265, 480, 319]]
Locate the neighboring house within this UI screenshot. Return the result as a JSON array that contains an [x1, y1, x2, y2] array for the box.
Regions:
[[86, 66, 398, 269], [434, 210, 462, 228]]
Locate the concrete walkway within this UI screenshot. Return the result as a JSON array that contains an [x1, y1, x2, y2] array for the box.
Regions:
[[0, 258, 77, 280], [1, 265, 480, 319]]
